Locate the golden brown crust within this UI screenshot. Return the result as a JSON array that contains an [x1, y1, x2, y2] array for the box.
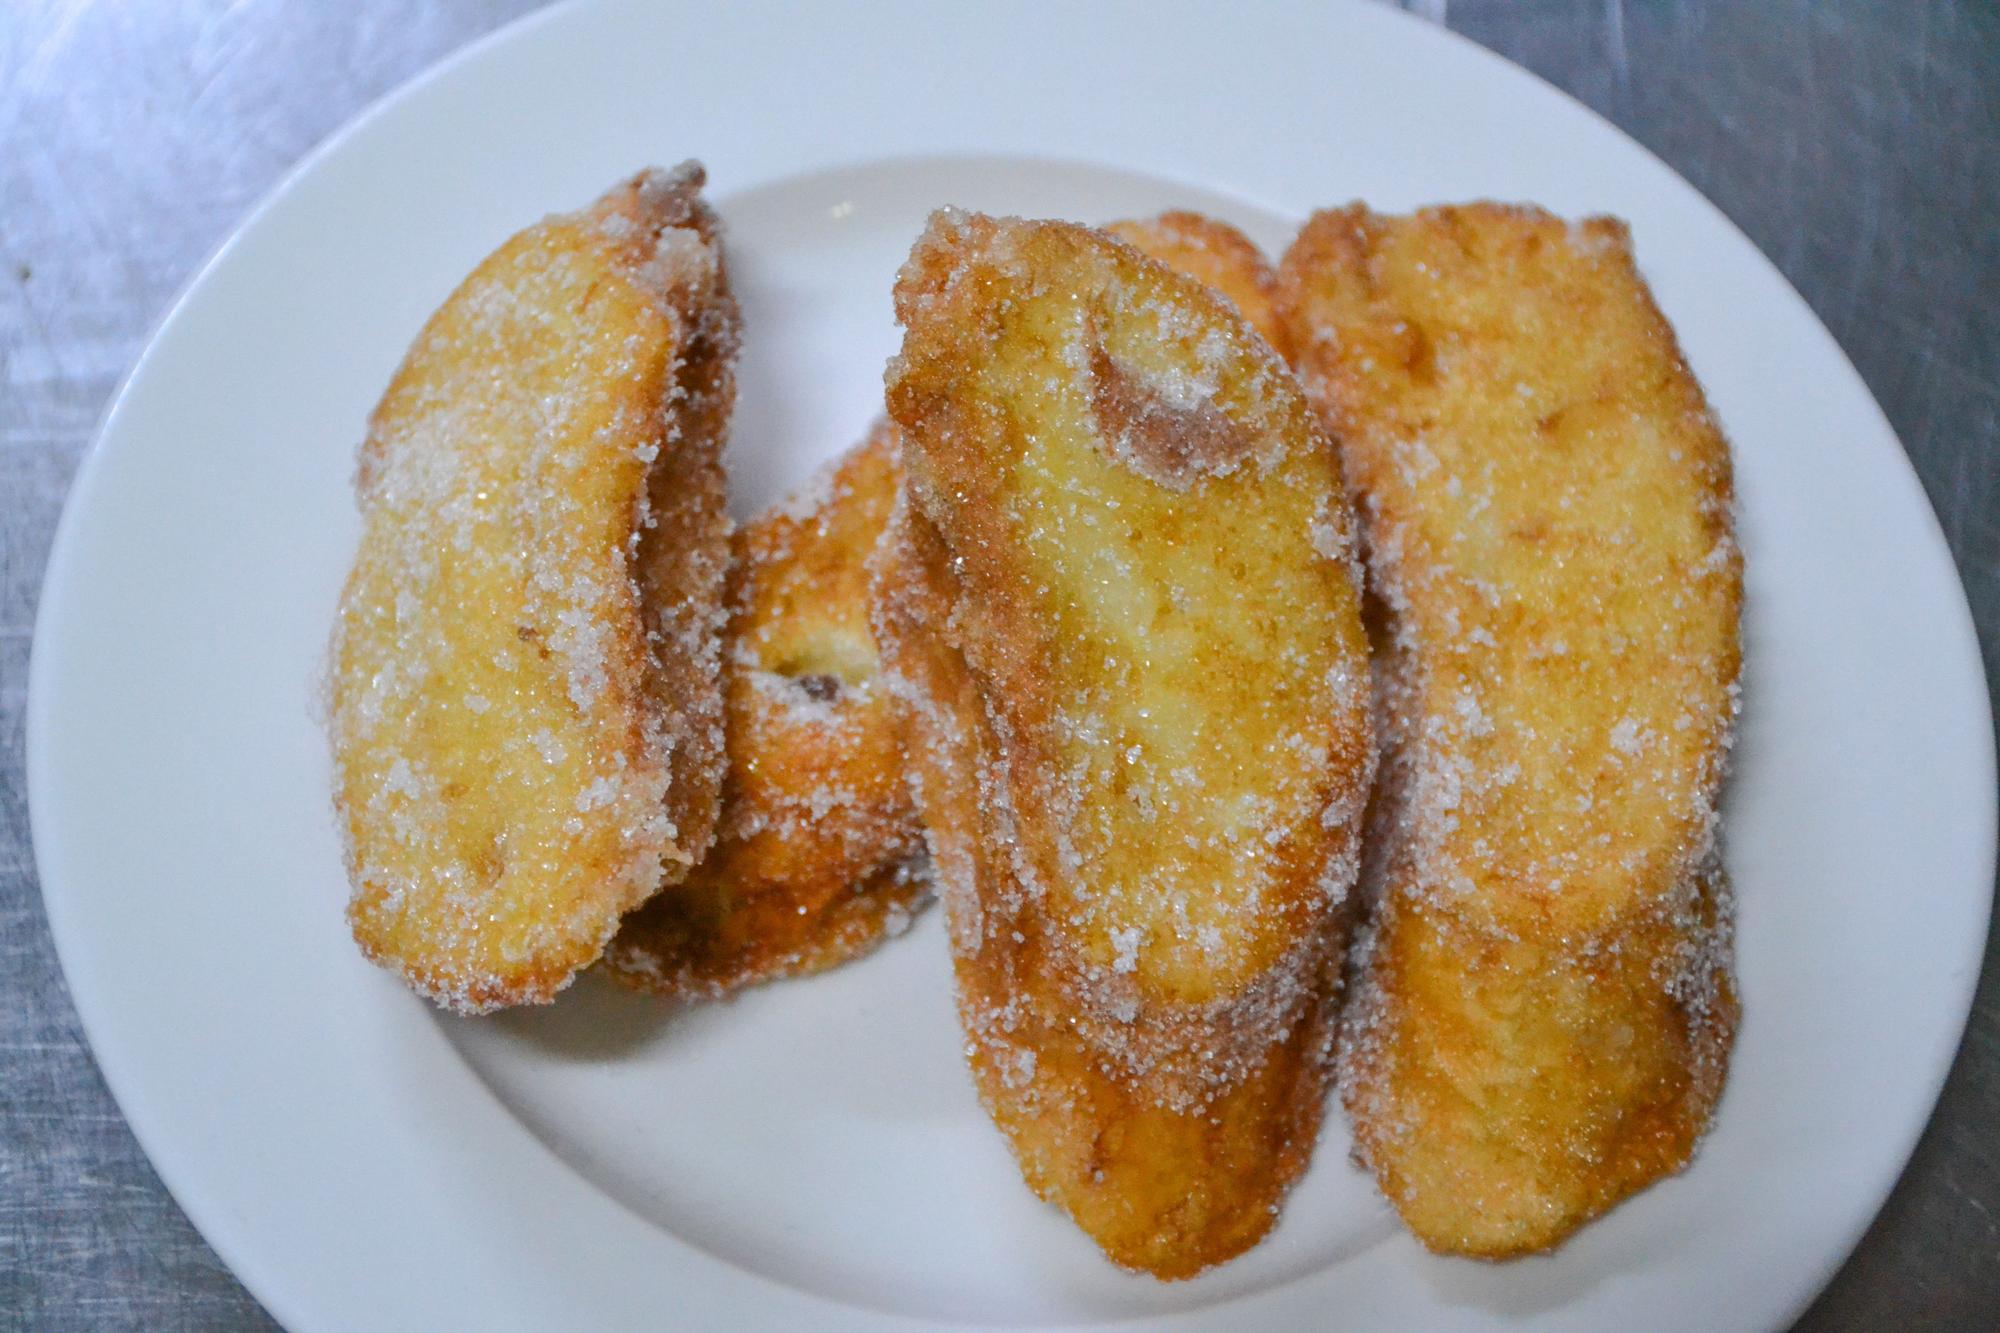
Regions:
[[879, 212, 1372, 1276], [625, 176, 739, 889], [1277, 203, 1741, 1256], [330, 164, 738, 1012], [604, 426, 929, 998], [1106, 212, 1291, 359]]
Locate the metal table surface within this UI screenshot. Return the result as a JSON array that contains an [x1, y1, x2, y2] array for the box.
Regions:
[[2, 1, 1994, 1327]]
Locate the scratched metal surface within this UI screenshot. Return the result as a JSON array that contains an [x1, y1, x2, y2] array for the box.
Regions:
[[1, 0, 1993, 1327]]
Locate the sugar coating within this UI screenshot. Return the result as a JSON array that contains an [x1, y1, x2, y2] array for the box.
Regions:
[[876, 212, 1373, 1278], [1104, 213, 1294, 360], [603, 424, 931, 999], [329, 164, 739, 1013], [1278, 202, 1742, 1256]]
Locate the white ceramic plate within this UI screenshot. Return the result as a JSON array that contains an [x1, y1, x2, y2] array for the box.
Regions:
[[28, 2, 1994, 1329]]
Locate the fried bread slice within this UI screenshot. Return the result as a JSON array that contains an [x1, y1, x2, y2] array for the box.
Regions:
[[878, 212, 1372, 1276], [604, 424, 929, 998], [1277, 203, 1741, 1256], [331, 164, 739, 1012]]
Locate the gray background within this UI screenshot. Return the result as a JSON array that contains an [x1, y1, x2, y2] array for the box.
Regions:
[[2, 0, 1994, 1327]]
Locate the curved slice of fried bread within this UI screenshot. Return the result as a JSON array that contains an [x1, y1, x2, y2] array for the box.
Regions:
[[1106, 212, 1291, 360], [331, 164, 739, 1013], [604, 217, 1284, 1002], [1277, 204, 1741, 1256], [604, 424, 930, 998], [878, 212, 1372, 1277]]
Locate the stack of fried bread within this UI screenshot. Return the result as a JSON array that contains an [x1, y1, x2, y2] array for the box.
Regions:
[[328, 166, 1741, 1275]]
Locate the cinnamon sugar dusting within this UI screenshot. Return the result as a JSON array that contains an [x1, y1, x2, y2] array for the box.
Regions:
[[877, 210, 1373, 1277], [329, 164, 738, 1013], [1085, 338, 1258, 492], [1278, 200, 1741, 1257]]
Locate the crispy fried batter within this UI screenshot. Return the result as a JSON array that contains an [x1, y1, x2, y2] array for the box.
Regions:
[[878, 212, 1372, 1277], [330, 164, 739, 1013], [1107, 212, 1291, 360], [604, 425, 929, 998], [1277, 204, 1741, 1256]]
